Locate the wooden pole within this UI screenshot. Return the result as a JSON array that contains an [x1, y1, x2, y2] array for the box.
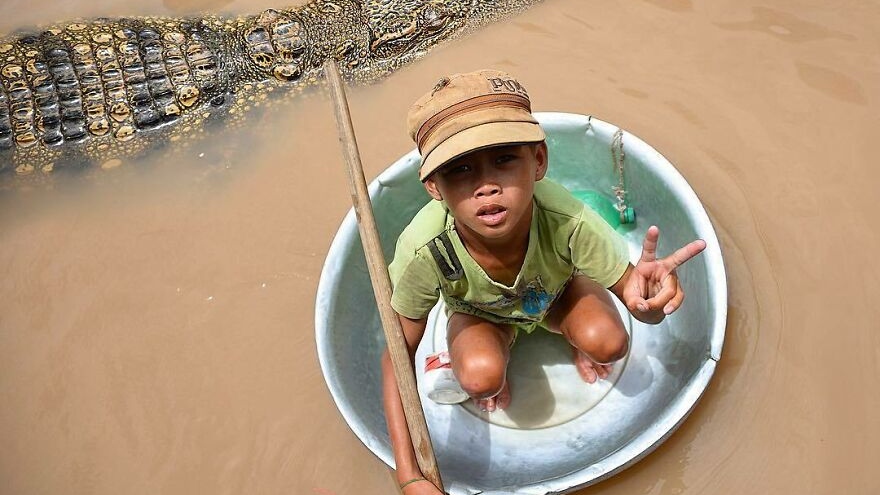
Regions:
[[323, 59, 444, 492]]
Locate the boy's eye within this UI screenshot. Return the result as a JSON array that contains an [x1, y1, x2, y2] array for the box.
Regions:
[[495, 154, 517, 164], [444, 163, 471, 175]]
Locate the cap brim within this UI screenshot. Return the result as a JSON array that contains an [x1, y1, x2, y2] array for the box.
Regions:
[[419, 121, 545, 181]]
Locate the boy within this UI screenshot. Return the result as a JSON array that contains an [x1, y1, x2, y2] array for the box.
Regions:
[[382, 69, 706, 494]]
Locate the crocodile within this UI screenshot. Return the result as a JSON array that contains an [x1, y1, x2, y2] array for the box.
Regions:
[[0, 0, 541, 181]]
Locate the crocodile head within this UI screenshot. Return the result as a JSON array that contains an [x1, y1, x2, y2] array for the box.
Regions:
[[365, 0, 471, 61]]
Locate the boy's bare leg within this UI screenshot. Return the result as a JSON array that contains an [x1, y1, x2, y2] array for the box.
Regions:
[[545, 275, 629, 383], [447, 312, 515, 411]]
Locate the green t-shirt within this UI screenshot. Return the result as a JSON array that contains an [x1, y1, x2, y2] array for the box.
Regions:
[[388, 178, 630, 332]]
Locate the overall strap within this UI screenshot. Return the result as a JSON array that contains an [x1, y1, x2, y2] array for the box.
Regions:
[[426, 231, 463, 281]]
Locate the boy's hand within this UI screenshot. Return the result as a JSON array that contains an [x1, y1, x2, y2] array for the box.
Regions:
[[621, 226, 706, 320]]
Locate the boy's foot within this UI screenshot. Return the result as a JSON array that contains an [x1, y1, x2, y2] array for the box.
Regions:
[[572, 348, 612, 384], [474, 379, 511, 412]]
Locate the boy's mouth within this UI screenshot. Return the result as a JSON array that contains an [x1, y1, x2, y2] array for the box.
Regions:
[[476, 204, 508, 226]]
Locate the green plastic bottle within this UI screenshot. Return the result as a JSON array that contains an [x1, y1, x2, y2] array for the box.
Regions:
[[570, 190, 635, 229]]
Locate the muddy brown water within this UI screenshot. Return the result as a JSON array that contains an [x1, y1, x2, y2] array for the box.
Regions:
[[1, 0, 878, 494]]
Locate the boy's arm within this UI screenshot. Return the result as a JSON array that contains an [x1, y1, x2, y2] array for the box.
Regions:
[[609, 226, 707, 324], [381, 314, 444, 494]]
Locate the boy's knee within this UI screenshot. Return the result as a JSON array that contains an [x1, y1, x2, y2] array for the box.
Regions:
[[597, 330, 629, 363], [454, 355, 506, 399], [571, 324, 629, 364]]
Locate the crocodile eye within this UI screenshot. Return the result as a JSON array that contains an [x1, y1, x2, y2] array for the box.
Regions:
[[422, 8, 447, 31]]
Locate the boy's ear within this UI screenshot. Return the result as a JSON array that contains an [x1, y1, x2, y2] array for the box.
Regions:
[[424, 178, 443, 201], [534, 141, 549, 180]]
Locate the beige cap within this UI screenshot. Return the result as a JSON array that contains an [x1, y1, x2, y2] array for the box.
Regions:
[[407, 69, 545, 181]]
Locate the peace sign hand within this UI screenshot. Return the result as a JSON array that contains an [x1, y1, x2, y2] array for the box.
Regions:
[[620, 226, 706, 321]]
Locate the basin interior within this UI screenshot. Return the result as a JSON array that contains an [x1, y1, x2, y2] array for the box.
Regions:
[[316, 113, 725, 494]]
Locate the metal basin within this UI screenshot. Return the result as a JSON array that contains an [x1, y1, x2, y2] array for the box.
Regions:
[[315, 113, 726, 494]]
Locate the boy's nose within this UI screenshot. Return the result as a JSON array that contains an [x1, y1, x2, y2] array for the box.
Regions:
[[472, 161, 501, 198], [474, 182, 500, 198]]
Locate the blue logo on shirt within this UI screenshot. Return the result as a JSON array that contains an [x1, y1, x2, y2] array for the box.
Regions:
[[522, 283, 553, 315]]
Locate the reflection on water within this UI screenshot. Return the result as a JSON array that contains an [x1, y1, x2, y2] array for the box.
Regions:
[[714, 6, 857, 43], [1, 0, 878, 494], [795, 62, 868, 105]]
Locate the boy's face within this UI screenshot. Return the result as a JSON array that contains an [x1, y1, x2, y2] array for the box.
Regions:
[[424, 142, 548, 243]]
